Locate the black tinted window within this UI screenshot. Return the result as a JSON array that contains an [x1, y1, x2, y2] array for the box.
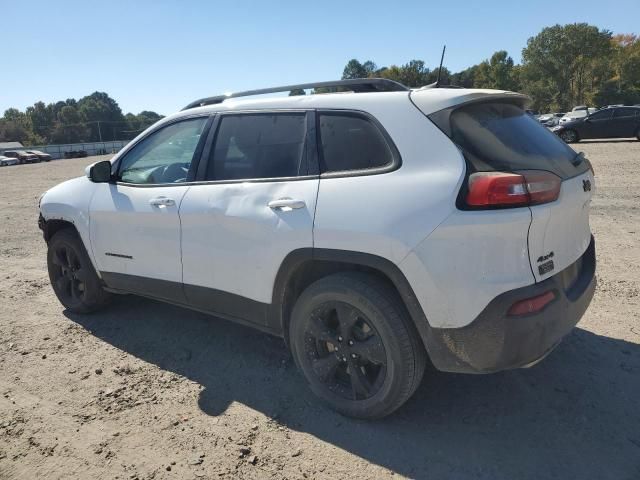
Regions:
[[613, 107, 639, 119], [435, 102, 586, 179], [207, 114, 306, 181], [318, 113, 394, 173], [588, 109, 613, 121]]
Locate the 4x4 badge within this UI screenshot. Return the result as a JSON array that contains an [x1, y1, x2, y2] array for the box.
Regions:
[[583, 179, 592, 192]]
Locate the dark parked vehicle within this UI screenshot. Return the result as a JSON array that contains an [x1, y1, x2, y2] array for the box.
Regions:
[[63, 150, 89, 159], [2, 150, 39, 164], [552, 106, 640, 143], [25, 150, 52, 162]]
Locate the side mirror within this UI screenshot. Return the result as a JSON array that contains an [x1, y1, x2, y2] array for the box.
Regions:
[[85, 160, 112, 183]]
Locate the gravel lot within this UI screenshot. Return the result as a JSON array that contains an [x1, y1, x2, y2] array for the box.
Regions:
[[1, 141, 639, 480]]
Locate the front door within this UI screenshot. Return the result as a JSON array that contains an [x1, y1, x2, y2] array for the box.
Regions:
[[179, 111, 319, 325], [581, 108, 614, 139], [89, 116, 209, 302]]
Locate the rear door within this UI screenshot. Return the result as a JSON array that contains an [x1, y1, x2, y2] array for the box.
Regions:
[[179, 111, 319, 326], [610, 107, 640, 138]]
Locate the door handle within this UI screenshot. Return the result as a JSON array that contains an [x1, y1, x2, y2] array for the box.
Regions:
[[149, 196, 175, 207], [268, 198, 306, 210]]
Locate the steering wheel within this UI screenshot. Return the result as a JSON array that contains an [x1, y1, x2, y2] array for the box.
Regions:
[[161, 163, 188, 183]]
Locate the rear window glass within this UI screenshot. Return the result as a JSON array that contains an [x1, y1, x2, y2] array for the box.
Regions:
[[318, 113, 394, 173], [432, 102, 588, 179], [207, 113, 307, 181]]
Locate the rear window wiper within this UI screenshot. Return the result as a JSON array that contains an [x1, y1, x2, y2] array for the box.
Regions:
[[572, 151, 585, 167]]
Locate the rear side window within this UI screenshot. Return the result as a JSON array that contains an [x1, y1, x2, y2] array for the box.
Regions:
[[613, 107, 639, 119], [431, 102, 588, 179], [318, 112, 394, 173], [206, 113, 307, 181]]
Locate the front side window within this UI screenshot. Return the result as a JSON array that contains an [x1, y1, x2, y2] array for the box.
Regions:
[[318, 113, 394, 173], [206, 113, 307, 181], [117, 117, 207, 184]]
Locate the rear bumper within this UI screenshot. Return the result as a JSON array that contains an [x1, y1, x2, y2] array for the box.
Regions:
[[425, 236, 596, 373]]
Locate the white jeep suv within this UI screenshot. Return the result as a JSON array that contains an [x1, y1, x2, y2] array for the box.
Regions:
[[39, 79, 596, 419]]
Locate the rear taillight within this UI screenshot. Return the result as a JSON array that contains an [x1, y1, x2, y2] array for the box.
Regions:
[[507, 290, 556, 316], [466, 170, 561, 208]]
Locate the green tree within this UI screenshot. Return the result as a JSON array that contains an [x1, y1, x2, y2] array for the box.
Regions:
[[51, 105, 87, 144], [77, 92, 126, 141], [450, 65, 478, 88], [342, 59, 368, 79], [426, 66, 451, 85], [0, 109, 41, 145], [521, 23, 613, 111], [473, 51, 519, 90], [26, 101, 54, 140]]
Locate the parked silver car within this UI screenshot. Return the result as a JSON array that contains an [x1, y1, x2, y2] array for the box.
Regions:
[[538, 112, 565, 127], [0, 155, 19, 166]]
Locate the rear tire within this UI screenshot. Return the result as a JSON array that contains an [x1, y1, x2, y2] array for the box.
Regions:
[[636, 128, 640, 141], [47, 228, 111, 313], [559, 129, 579, 143], [289, 272, 426, 419]]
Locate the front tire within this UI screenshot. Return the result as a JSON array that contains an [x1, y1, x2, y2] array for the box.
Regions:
[[47, 228, 111, 313], [289, 272, 426, 419], [559, 129, 579, 143]]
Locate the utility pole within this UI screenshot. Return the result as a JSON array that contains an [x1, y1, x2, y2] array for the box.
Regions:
[[97, 121, 103, 142]]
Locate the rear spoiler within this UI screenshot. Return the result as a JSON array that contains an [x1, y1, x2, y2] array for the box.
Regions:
[[412, 91, 531, 137], [410, 90, 530, 117]]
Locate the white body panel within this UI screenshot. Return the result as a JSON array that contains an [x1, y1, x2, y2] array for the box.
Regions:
[[313, 107, 464, 264], [39, 176, 99, 272], [528, 170, 594, 281], [180, 179, 318, 303], [400, 208, 534, 328], [89, 183, 189, 283]]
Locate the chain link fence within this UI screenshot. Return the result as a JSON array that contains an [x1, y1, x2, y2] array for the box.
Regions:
[[22, 140, 129, 159]]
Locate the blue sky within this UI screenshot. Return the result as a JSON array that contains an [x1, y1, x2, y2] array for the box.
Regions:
[[2, 0, 639, 116]]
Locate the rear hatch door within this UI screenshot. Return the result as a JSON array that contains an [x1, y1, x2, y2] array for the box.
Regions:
[[529, 167, 593, 281]]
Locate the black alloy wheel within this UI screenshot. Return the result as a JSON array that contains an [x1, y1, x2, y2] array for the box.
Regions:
[[290, 272, 426, 419], [50, 242, 88, 307], [304, 301, 387, 401], [559, 129, 578, 143], [47, 228, 111, 313]]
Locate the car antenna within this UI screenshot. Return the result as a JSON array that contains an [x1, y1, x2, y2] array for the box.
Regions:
[[435, 45, 446, 88]]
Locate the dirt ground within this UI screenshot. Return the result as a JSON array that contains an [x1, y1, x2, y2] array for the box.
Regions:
[[1, 141, 639, 480]]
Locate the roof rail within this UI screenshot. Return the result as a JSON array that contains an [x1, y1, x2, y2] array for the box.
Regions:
[[182, 78, 409, 110]]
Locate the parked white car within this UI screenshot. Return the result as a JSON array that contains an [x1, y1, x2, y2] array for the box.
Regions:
[[0, 155, 19, 166], [38, 79, 596, 418], [538, 112, 565, 127], [559, 108, 597, 124]]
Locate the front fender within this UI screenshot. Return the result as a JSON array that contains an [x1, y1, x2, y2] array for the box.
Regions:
[[40, 176, 99, 273]]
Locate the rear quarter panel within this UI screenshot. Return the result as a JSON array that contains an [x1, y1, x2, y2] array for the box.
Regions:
[[313, 100, 464, 264]]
